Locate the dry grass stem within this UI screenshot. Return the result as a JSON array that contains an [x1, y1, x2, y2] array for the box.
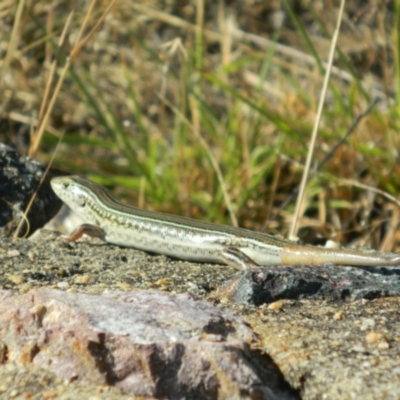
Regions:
[[29, 0, 116, 158], [29, 11, 74, 158], [289, 0, 346, 239], [13, 132, 64, 239], [0, 0, 25, 87]]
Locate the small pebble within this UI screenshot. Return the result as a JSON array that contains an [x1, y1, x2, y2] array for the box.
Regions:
[[333, 311, 343, 321], [6, 250, 20, 258], [156, 278, 172, 287], [378, 341, 390, 350], [57, 281, 69, 289], [7, 275, 25, 285], [74, 275, 92, 285], [115, 281, 132, 290], [268, 300, 284, 310], [365, 331, 384, 343]]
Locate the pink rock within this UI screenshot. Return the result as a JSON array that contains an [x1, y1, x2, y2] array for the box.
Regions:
[[0, 289, 296, 399]]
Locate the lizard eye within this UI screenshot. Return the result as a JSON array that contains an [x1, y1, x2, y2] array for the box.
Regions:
[[63, 182, 70, 189]]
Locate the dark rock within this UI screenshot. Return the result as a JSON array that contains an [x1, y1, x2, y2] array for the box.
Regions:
[[220, 265, 400, 305], [0, 143, 61, 237], [0, 288, 299, 399]]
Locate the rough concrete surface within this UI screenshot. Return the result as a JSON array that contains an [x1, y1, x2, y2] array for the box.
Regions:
[[245, 297, 400, 400]]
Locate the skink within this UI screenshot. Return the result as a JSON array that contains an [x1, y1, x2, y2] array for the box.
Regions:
[[51, 176, 400, 269]]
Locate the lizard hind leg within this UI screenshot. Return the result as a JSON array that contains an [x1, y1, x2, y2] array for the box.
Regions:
[[221, 247, 259, 270]]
